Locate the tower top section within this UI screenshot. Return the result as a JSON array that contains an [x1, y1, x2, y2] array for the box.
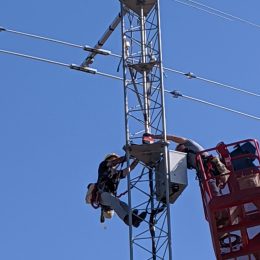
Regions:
[[120, 0, 156, 16]]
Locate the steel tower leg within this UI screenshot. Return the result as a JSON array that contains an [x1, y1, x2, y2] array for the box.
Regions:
[[120, 1, 173, 259]]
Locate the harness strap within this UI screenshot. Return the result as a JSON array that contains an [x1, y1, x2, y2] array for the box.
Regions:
[[90, 185, 101, 209], [116, 189, 128, 198]]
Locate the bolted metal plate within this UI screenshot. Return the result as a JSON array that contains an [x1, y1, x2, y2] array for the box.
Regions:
[[120, 0, 156, 16]]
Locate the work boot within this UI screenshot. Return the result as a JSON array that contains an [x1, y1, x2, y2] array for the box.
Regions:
[[124, 211, 147, 228], [132, 212, 147, 228], [123, 209, 138, 226]]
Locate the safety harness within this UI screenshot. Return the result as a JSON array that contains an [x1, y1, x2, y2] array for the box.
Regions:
[[86, 157, 126, 223]]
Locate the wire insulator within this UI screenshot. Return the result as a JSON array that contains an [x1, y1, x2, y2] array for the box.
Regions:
[[83, 46, 111, 55], [170, 90, 183, 98], [69, 64, 97, 74], [184, 72, 196, 79]]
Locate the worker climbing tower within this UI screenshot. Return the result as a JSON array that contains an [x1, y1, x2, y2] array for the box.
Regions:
[[1, 1, 260, 260], [119, 1, 187, 259]]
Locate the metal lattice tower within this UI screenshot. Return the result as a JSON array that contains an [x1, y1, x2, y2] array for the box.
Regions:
[[120, 1, 173, 259]]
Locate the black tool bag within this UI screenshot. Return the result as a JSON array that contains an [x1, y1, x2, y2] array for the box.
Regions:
[[230, 142, 256, 171]]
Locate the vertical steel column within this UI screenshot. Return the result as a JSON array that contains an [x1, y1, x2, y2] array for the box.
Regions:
[[140, 5, 150, 133], [149, 168, 156, 260], [120, 1, 172, 259], [120, 3, 134, 260], [156, 1, 173, 259]]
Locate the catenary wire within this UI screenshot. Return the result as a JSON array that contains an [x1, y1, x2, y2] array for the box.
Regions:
[[186, 0, 260, 28], [0, 49, 69, 68], [174, 0, 233, 21], [164, 67, 260, 97], [0, 26, 121, 58], [173, 0, 260, 29], [0, 48, 259, 121], [0, 49, 123, 81], [1, 25, 260, 97], [168, 90, 260, 121]]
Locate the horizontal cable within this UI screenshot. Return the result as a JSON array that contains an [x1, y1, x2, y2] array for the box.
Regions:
[[0, 26, 119, 58], [174, 0, 260, 29], [2, 26, 259, 97], [1, 49, 259, 121], [95, 71, 123, 81], [0, 49, 122, 81], [0, 49, 69, 68], [169, 90, 260, 121], [1, 27, 83, 48], [164, 67, 260, 97], [187, 0, 260, 28], [174, 0, 233, 21]]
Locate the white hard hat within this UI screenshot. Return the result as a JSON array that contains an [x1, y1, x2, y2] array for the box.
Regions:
[[104, 153, 120, 161]]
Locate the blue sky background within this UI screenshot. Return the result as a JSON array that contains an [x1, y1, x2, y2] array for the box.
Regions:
[[0, 1, 259, 259]]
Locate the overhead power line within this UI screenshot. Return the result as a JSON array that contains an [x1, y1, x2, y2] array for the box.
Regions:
[[164, 68, 260, 98], [0, 49, 123, 81], [0, 26, 120, 58], [174, 0, 260, 29], [174, 0, 232, 21], [1, 25, 259, 97], [1, 25, 260, 121], [0, 49, 69, 67], [0, 48, 259, 121], [169, 90, 260, 121]]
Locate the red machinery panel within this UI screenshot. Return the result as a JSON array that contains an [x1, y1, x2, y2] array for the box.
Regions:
[[196, 139, 260, 260]]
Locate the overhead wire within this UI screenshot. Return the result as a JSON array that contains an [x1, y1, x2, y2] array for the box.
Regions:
[[173, 0, 260, 29], [0, 48, 259, 121], [0, 26, 120, 58], [164, 68, 260, 98], [0, 49, 69, 68], [167, 90, 260, 121], [174, 0, 233, 21], [0, 24, 259, 121], [188, 0, 260, 29], [1, 25, 260, 97], [1, 26, 83, 49], [0, 49, 123, 81]]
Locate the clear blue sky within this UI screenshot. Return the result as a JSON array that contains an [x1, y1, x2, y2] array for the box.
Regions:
[[0, 1, 259, 260]]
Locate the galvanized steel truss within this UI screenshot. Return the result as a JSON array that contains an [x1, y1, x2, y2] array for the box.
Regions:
[[120, 1, 173, 259]]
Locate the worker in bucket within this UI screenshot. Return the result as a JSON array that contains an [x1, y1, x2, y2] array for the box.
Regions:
[[148, 134, 230, 185], [86, 153, 147, 227], [151, 134, 230, 179], [149, 133, 231, 226]]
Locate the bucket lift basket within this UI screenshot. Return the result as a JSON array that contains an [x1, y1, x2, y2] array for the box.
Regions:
[[196, 139, 260, 260]]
